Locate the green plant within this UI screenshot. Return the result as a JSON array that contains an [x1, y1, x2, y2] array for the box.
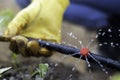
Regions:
[[11, 53, 20, 67], [32, 63, 49, 79]]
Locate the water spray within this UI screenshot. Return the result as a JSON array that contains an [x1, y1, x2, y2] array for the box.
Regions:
[[0, 35, 120, 71], [38, 40, 120, 71]]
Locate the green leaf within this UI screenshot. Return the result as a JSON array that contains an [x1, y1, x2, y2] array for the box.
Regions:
[[38, 63, 49, 78], [32, 63, 49, 78]]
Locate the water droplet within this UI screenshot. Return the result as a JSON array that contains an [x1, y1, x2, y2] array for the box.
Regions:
[[99, 29, 102, 31], [99, 44, 103, 46], [102, 68, 106, 71], [105, 71, 108, 74], [85, 57, 91, 68], [61, 55, 67, 59], [109, 76, 112, 80], [67, 32, 78, 40], [54, 63, 58, 67], [102, 32, 106, 36], [69, 74, 72, 78], [72, 35, 77, 39], [110, 42, 115, 47], [119, 34, 120, 37], [74, 37, 77, 40], [98, 32, 101, 35], [109, 35, 112, 37], [79, 41, 82, 44], [108, 29, 112, 32], [91, 39, 94, 42], [111, 42, 114, 45], [89, 54, 109, 75], [100, 64, 103, 67], [69, 32, 73, 36], [95, 35, 98, 38], [118, 29, 120, 32], [116, 43, 119, 46], [72, 67, 75, 71], [104, 42, 108, 45], [78, 40, 84, 48], [88, 64, 91, 67]]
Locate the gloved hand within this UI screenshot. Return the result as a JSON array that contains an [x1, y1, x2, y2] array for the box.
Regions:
[[3, 0, 69, 57]]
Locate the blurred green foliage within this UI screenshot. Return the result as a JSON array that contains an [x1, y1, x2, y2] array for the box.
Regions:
[[11, 53, 20, 67], [0, 9, 14, 32], [112, 73, 120, 80]]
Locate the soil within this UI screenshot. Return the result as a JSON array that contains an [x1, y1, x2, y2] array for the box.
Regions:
[[0, 56, 110, 80]]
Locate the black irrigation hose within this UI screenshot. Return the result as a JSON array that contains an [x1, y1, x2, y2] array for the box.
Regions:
[[0, 35, 120, 71], [38, 40, 120, 71]]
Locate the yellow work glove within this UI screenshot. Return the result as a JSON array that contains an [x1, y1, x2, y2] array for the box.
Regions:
[[3, 0, 69, 57]]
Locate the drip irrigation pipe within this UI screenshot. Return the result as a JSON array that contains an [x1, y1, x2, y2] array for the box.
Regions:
[[0, 35, 120, 71], [37, 40, 120, 71]]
